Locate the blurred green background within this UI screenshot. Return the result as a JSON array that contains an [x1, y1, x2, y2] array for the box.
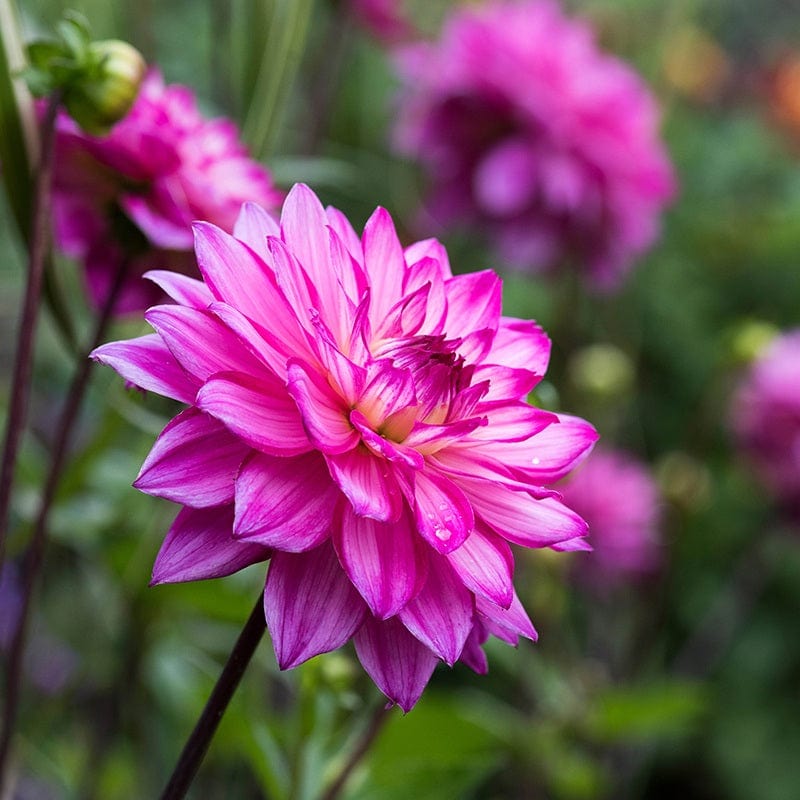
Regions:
[[2, 1, 800, 798]]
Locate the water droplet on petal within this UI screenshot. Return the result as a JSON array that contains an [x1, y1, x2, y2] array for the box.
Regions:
[[531, 457, 541, 465], [435, 526, 451, 541]]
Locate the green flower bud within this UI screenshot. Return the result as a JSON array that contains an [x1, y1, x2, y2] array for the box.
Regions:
[[568, 343, 634, 400], [63, 40, 145, 135]]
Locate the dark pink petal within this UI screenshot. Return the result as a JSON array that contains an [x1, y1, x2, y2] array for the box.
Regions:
[[354, 615, 439, 712], [145, 270, 214, 309], [460, 624, 489, 675], [326, 446, 402, 522], [234, 452, 338, 550], [476, 591, 538, 645], [264, 543, 366, 669], [403, 256, 447, 335], [404, 237, 452, 279], [121, 193, 194, 249], [474, 414, 598, 481], [409, 469, 474, 554], [267, 235, 321, 336], [135, 408, 248, 507], [460, 478, 588, 548], [145, 305, 268, 383], [552, 536, 593, 552], [91, 334, 197, 403], [376, 282, 430, 340], [362, 206, 406, 323], [333, 505, 428, 619], [194, 222, 286, 322], [151, 506, 270, 584], [488, 318, 550, 377], [447, 527, 514, 608], [472, 365, 539, 403], [287, 359, 360, 454], [443, 271, 501, 336], [233, 201, 280, 260], [311, 323, 366, 404], [196, 371, 311, 456], [398, 555, 473, 665]]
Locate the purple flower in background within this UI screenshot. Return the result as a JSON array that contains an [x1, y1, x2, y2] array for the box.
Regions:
[[561, 449, 662, 582], [731, 330, 800, 515], [393, 0, 676, 290], [349, 0, 415, 43], [93, 184, 597, 710], [52, 70, 281, 313]]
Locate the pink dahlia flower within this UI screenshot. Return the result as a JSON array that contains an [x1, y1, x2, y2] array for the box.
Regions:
[[393, 0, 676, 290], [561, 449, 662, 582], [730, 330, 800, 514], [92, 184, 597, 710], [52, 70, 281, 313]]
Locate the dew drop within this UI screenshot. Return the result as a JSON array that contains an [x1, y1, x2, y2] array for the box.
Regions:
[[434, 526, 451, 541], [531, 457, 541, 465]]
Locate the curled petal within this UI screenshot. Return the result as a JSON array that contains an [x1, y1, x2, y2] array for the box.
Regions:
[[326, 446, 403, 522], [409, 469, 474, 554], [488, 318, 551, 378], [264, 543, 366, 669], [151, 506, 270, 585], [233, 201, 280, 260], [354, 616, 439, 712]]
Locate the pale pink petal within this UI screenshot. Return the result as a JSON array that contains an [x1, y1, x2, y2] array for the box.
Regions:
[[151, 506, 270, 584], [351, 410, 424, 470], [487, 318, 551, 377], [333, 505, 428, 619], [326, 446, 403, 522], [354, 615, 439, 712], [402, 256, 447, 335], [552, 536, 593, 552], [287, 359, 360, 454], [468, 403, 558, 443], [362, 206, 406, 324], [91, 334, 197, 403], [135, 408, 248, 507], [404, 237, 452, 279], [264, 543, 366, 668], [267, 235, 322, 336], [233, 201, 280, 260], [145, 305, 268, 383], [326, 205, 363, 264], [402, 417, 486, 454], [407, 468, 474, 554], [447, 527, 514, 608], [472, 365, 539, 402], [196, 371, 311, 456], [398, 555, 473, 665], [359, 361, 417, 427], [145, 270, 214, 309], [233, 452, 338, 550], [476, 591, 538, 645], [442, 271, 501, 336]]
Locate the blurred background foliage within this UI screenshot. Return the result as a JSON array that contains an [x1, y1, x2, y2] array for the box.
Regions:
[[1, 0, 800, 798]]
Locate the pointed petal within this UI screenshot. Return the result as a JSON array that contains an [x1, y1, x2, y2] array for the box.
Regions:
[[326, 446, 402, 522], [469, 403, 558, 443], [354, 616, 439, 712], [196, 371, 311, 456], [460, 623, 489, 675], [264, 543, 366, 669], [476, 591, 538, 645], [135, 408, 248, 507], [409, 469, 474, 554], [151, 506, 270, 584], [399, 556, 473, 665], [447, 527, 514, 608], [488, 318, 550, 377], [91, 334, 197, 403], [234, 452, 338, 551], [145, 270, 214, 309], [362, 207, 406, 324], [351, 410, 423, 470], [233, 201, 280, 260], [404, 237, 452, 279], [472, 365, 540, 403], [552, 536, 593, 552], [333, 505, 428, 619], [443, 271, 501, 336]]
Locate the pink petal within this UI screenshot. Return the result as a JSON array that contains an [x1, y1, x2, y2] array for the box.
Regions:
[[234, 452, 338, 551], [447, 527, 514, 608], [359, 361, 417, 427], [233, 201, 280, 260], [468, 403, 558, 443], [488, 318, 550, 377], [326, 205, 363, 264], [402, 256, 447, 335], [472, 365, 540, 403], [442, 271, 501, 336], [398, 555, 473, 665], [151, 506, 270, 584], [476, 591, 538, 645], [404, 237, 452, 279], [196, 371, 311, 456], [264, 542, 366, 669], [552, 536, 593, 552], [120, 193, 194, 249], [362, 206, 406, 324], [287, 359, 359, 454], [408, 469, 474, 554], [351, 410, 424, 470], [145, 305, 268, 384], [459, 624, 489, 675], [333, 505, 428, 619], [145, 270, 214, 309], [91, 334, 197, 404], [354, 615, 439, 712], [135, 408, 248, 507], [326, 446, 403, 522]]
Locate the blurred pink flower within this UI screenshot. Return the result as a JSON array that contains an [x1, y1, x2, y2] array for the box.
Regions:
[[349, 0, 415, 42], [393, 0, 676, 290], [731, 330, 800, 513], [52, 70, 281, 313], [561, 449, 662, 581], [93, 184, 597, 710]]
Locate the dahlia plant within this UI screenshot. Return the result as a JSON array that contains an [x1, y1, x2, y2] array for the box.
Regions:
[[393, 0, 676, 290], [94, 184, 597, 710]]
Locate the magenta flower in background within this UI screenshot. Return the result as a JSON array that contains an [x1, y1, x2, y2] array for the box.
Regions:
[[349, 0, 415, 43], [393, 0, 676, 290], [730, 330, 800, 515], [52, 70, 281, 313], [561, 449, 662, 584], [92, 184, 597, 710]]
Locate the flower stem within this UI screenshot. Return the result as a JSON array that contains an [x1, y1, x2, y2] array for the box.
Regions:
[[159, 596, 266, 800], [321, 703, 390, 800], [0, 254, 128, 789], [0, 89, 61, 572]]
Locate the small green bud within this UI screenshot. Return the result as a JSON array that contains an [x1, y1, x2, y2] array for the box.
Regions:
[[63, 40, 146, 135], [568, 343, 634, 400], [728, 319, 779, 365]]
